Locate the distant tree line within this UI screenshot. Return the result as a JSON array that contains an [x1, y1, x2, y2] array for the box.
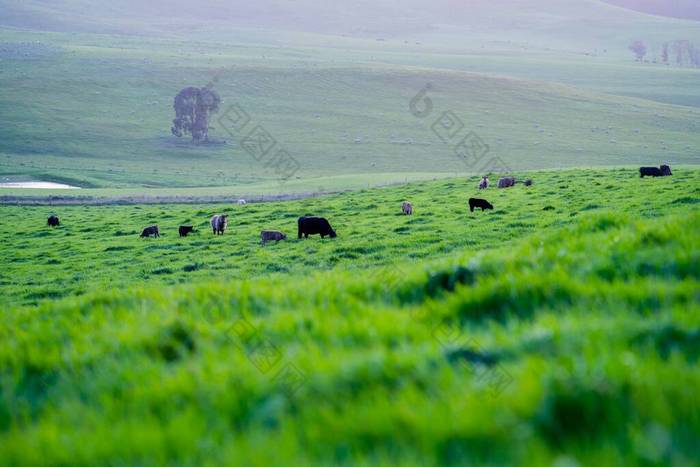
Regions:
[[629, 39, 700, 67]]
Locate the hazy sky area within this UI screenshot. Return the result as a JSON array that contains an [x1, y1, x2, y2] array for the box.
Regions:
[[603, 0, 700, 20]]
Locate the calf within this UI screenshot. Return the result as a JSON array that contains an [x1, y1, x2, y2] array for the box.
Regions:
[[179, 225, 194, 237], [298, 216, 337, 239], [498, 176, 515, 188], [478, 176, 489, 190], [211, 215, 228, 235], [140, 225, 160, 238], [469, 198, 493, 212], [47, 215, 60, 227], [402, 201, 413, 215], [261, 230, 287, 245]]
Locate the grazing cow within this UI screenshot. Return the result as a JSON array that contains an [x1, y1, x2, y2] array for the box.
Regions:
[[640, 166, 662, 177], [469, 198, 493, 212], [261, 230, 287, 245], [402, 201, 413, 215], [498, 176, 516, 188], [523, 179, 533, 186], [179, 225, 194, 237], [298, 216, 337, 239], [478, 176, 489, 190], [211, 215, 228, 235], [237, 199, 247, 205], [47, 215, 60, 227], [660, 165, 672, 176], [140, 225, 160, 238]]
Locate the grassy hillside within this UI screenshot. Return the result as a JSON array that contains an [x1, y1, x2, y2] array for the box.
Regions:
[[1, 27, 699, 189], [0, 169, 698, 464], [2, 0, 700, 191]]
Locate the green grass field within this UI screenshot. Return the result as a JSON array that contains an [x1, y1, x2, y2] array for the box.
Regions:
[[1, 167, 697, 307], [2, 0, 700, 464], [1, 168, 699, 465]]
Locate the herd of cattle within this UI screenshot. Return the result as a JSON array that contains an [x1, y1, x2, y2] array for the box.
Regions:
[[45, 166, 673, 243], [130, 215, 329, 243]]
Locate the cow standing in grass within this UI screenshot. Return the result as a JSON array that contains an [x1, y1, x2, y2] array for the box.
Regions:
[[211, 215, 228, 235], [402, 202, 413, 215], [140, 225, 160, 238], [478, 176, 489, 190], [469, 198, 493, 212], [298, 216, 336, 239], [640, 165, 672, 178], [179, 225, 194, 237], [498, 177, 515, 188], [261, 230, 286, 245], [47, 215, 60, 227]]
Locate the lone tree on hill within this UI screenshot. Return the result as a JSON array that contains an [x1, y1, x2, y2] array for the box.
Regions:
[[629, 40, 647, 61], [171, 86, 221, 144]]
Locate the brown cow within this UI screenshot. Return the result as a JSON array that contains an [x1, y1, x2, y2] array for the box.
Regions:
[[402, 201, 413, 215]]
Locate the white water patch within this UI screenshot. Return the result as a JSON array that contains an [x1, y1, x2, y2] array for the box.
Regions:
[[0, 181, 81, 189]]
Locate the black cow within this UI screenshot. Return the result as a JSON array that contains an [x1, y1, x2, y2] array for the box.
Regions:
[[179, 225, 194, 237], [640, 165, 672, 178], [140, 225, 160, 238], [298, 216, 336, 239], [640, 167, 662, 177], [47, 215, 60, 227], [469, 198, 493, 212]]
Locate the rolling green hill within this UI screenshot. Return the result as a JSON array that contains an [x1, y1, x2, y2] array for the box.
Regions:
[[1, 168, 698, 465], [1, 27, 698, 189], [1, 0, 699, 191]]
